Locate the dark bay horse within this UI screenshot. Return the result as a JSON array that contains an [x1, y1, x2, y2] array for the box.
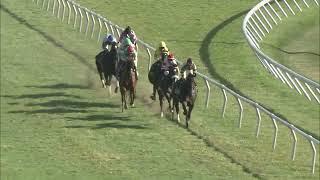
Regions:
[[148, 60, 162, 100], [119, 58, 137, 112], [95, 49, 108, 87], [158, 66, 179, 118], [172, 73, 197, 128], [95, 43, 118, 94]]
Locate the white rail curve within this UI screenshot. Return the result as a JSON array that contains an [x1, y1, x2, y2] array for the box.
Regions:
[[242, 0, 320, 104], [32, 0, 319, 173]]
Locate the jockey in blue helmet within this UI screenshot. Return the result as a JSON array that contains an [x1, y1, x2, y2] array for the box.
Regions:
[[102, 34, 117, 50]]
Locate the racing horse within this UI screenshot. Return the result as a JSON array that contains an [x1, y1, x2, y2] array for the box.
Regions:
[[172, 73, 197, 128], [148, 60, 162, 100], [157, 66, 179, 118], [95, 43, 118, 94], [119, 56, 137, 112]]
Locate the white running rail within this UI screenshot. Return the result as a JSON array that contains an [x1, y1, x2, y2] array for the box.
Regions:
[[242, 0, 320, 104], [32, 0, 319, 173]]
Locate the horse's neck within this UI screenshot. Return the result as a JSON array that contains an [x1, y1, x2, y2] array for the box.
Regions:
[[186, 77, 195, 90]]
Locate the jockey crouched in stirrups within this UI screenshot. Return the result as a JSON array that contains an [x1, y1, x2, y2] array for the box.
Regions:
[[174, 57, 197, 96], [118, 26, 139, 75]]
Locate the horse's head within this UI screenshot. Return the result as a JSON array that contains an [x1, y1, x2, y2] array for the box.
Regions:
[[110, 42, 118, 51]]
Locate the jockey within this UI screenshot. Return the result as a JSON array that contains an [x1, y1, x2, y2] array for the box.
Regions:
[[154, 41, 169, 61], [161, 52, 179, 78], [180, 57, 197, 79], [96, 34, 117, 64], [149, 42, 170, 100], [118, 26, 138, 45], [174, 58, 197, 97], [116, 41, 138, 80], [119, 26, 139, 75], [102, 34, 117, 50], [118, 38, 134, 60]]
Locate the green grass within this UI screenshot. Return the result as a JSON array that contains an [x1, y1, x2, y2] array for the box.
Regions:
[[1, 0, 319, 179], [261, 6, 320, 83]]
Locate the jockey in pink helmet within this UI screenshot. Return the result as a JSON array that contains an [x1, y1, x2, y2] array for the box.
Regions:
[[116, 38, 138, 80], [161, 52, 178, 74]]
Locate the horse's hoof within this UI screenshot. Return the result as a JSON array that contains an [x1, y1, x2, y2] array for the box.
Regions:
[[177, 114, 180, 123], [160, 112, 164, 118], [124, 105, 128, 109], [183, 111, 187, 115], [131, 103, 135, 107]]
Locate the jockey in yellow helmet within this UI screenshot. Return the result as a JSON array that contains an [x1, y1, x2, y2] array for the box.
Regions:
[[154, 41, 169, 61]]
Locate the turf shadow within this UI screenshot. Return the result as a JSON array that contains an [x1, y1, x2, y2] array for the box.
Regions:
[[25, 99, 118, 109], [66, 114, 130, 121], [2, 92, 82, 99], [8, 108, 90, 114], [0, 4, 96, 72], [25, 83, 90, 90], [65, 122, 149, 130]]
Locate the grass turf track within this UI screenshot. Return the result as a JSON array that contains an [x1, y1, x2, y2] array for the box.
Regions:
[[1, 0, 319, 179]]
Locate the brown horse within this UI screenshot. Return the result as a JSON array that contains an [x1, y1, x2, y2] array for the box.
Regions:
[[148, 60, 162, 100], [172, 73, 197, 128], [119, 58, 137, 112]]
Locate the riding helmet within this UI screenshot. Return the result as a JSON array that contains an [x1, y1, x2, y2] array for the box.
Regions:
[[168, 53, 175, 60], [127, 45, 135, 54], [107, 34, 116, 43]]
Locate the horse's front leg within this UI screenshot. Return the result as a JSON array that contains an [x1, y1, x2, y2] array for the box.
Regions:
[[129, 88, 135, 107], [121, 89, 127, 112], [181, 101, 188, 116], [159, 92, 164, 118], [96, 61, 106, 88], [165, 93, 173, 114], [186, 104, 194, 128], [121, 91, 124, 112], [173, 98, 180, 122], [124, 91, 128, 110], [106, 74, 112, 86]]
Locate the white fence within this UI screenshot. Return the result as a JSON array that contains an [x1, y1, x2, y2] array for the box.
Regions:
[[32, 0, 319, 173], [242, 0, 320, 104]]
